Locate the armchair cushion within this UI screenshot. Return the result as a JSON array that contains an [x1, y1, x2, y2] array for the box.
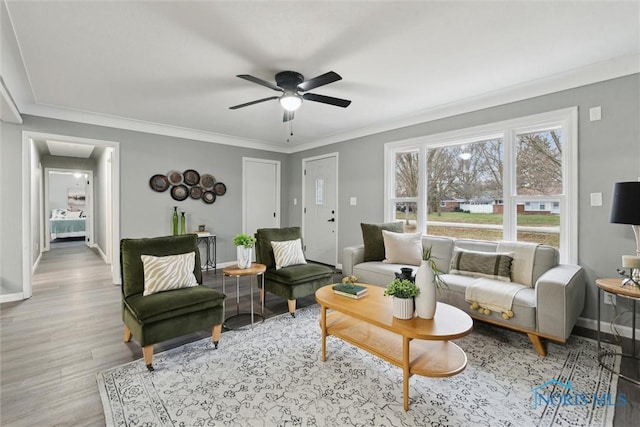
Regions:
[[265, 263, 333, 285], [256, 227, 304, 269], [141, 252, 199, 296], [125, 286, 225, 323]]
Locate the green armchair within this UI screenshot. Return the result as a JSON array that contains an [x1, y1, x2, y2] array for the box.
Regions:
[[255, 227, 334, 317], [120, 234, 225, 371]]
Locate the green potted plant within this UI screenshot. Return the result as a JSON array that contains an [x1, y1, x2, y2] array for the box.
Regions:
[[384, 278, 419, 319], [233, 233, 256, 269], [414, 245, 447, 319]]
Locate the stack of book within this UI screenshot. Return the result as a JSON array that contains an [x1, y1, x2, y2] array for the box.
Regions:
[[332, 283, 368, 299]]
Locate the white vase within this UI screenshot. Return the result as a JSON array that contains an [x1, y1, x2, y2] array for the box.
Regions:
[[392, 297, 414, 320], [237, 246, 252, 269], [415, 259, 437, 319]]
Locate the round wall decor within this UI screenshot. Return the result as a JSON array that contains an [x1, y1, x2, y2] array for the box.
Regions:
[[213, 182, 227, 196], [170, 184, 189, 201], [200, 174, 216, 189], [183, 169, 200, 186], [202, 191, 216, 204], [190, 186, 203, 200], [149, 174, 169, 192]]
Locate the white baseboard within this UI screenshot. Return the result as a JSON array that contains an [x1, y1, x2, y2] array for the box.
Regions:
[[576, 316, 636, 340], [335, 263, 342, 272], [0, 293, 25, 303], [94, 244, 108, 263]]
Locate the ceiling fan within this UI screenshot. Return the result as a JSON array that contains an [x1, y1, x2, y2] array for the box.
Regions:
[[229, 71, 351, 122]]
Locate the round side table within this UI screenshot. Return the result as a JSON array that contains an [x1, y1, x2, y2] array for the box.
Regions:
[[596, 278, 640, 385], [222, 263, 266, 330]]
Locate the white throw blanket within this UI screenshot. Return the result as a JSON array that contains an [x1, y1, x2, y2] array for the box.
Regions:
[[497, 241, 539, 287], [465, 278, 527, 314]]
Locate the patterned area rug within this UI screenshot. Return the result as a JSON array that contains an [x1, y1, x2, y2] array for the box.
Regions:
[[97, 306, 620, 426]]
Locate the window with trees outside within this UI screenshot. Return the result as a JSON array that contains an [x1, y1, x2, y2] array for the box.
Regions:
[[385, 108, 577, 264]]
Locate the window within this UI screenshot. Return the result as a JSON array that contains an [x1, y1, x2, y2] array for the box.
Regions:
[[385, 108, 577, 263]]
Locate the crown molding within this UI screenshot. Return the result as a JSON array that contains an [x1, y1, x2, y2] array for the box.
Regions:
[[12, 54, 640, 155], [288, 54, 640, 153]]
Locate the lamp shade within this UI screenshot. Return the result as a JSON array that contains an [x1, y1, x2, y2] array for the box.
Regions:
[[610, 181, 640, 225]]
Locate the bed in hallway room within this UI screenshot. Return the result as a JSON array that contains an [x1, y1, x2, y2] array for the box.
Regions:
[[50, 209, 86, 240]]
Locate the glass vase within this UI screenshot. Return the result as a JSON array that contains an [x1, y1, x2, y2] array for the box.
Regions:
[[180, 212, 186, 235], [172, 207, 179, 236]]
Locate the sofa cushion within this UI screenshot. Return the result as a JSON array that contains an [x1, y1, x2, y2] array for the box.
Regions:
[[353, 262, 414, 288], [255, 227, 303, 269], [271, 238, 307, 270], [141, 252, 199, 296], [361, 222, 404, 262], [382, 230, 422, 266], [449, 249, 514, 282], [439, 273, 536, 331]]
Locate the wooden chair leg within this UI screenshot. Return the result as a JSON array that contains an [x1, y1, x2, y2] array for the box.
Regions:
[[123, 325, 132, 342], [142, 345, 155, 371], [527, 333, 547, 356], [211, 324, 222, 349], [287, 299, 296, 318]]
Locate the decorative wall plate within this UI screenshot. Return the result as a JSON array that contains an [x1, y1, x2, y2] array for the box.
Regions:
[[149, 174, 169, 192], [202, 191, 216, 204], [170, 185, 189, 201], [183, 169, 200, 186], [200, 174, 216, 189], [167, 170, 183, 185], [213, 182, 227, 196], [190, 186, 203, 200]]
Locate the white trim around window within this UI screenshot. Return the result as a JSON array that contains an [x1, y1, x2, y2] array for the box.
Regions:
[[384, 107, 578, 264]]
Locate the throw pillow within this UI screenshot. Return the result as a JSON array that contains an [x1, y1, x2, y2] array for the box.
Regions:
[[141, 252, 199, 296], [449, 249, 513, 282], [382, 230, 422, 266], [271, 238, 307, 270], [361, 222, 405, 262]]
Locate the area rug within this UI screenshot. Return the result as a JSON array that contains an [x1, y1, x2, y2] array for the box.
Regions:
[[97, 306, 621, 426]]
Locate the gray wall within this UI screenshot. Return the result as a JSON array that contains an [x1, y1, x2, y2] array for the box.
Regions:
[[0, 115, 289, 296], [1, 74, 638, 328], [288, 73, 640, 326]]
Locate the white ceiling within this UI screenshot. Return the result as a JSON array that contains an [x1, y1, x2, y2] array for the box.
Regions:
[[3, 1, 639, 153]]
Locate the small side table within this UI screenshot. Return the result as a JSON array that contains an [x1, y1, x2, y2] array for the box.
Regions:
[[222, 263, 266, 330], [196, 235, 217, 272], [596, 278, 640, 386]]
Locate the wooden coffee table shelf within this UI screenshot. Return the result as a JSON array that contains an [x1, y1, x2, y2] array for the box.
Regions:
[[316, 284, 473, 411]]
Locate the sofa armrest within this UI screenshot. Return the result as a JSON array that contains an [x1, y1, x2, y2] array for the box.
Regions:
[[535, 264, 585, 340], [342, 245, 365, 276]]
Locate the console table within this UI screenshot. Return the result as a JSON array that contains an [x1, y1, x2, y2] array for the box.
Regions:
[[196, 234, 216, 272], [596, 278, 640, 385]]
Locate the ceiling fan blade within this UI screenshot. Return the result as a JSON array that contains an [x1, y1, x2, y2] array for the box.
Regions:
[[229, 96, 279, 110], [236, 74, 283, 92], [283, 110, 295, 122], [302, 92, 351, 108], [297, 71, 342, 92]]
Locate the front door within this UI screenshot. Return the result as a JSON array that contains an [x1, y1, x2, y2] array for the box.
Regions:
[[303, 154, 337, 265]]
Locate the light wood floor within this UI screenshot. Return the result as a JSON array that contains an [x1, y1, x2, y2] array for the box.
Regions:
[[1, 243, 638, 425]]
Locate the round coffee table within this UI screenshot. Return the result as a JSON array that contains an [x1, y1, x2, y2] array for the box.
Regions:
[[222, 263, 266, 330]]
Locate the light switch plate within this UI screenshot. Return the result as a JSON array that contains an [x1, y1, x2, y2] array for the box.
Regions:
[[350, 197, 357, 206], [590, 192, 603, 206], [589, 106, 601, 121]]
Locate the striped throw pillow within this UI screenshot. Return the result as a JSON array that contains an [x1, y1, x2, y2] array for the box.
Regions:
[[141, 252, 199, 296], [449, 249, 513, 282], [271, 239, 307, 270]]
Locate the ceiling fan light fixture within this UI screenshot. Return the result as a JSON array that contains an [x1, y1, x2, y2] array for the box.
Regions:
[[279, 93, 302, 111]]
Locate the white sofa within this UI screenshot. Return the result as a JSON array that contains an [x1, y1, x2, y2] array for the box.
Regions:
[[342, 234, 585, 356]]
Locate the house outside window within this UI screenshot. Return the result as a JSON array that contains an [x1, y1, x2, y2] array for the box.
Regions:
[[384, 108, 577, 263]]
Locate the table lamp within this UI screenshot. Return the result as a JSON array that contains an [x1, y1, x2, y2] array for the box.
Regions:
[[611, 181, 640, 285]]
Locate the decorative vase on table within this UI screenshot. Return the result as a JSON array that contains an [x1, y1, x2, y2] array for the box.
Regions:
[[172, 206, 179, 236], [237, 246, 252, 269], [180, 212, 186, 235], [414, 260, 437, 319], [392, 297, 414, 320]]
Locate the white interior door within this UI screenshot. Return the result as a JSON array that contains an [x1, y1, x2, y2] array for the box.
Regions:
[[243, 158, 280, 238], [303, 154, 337, 265]]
